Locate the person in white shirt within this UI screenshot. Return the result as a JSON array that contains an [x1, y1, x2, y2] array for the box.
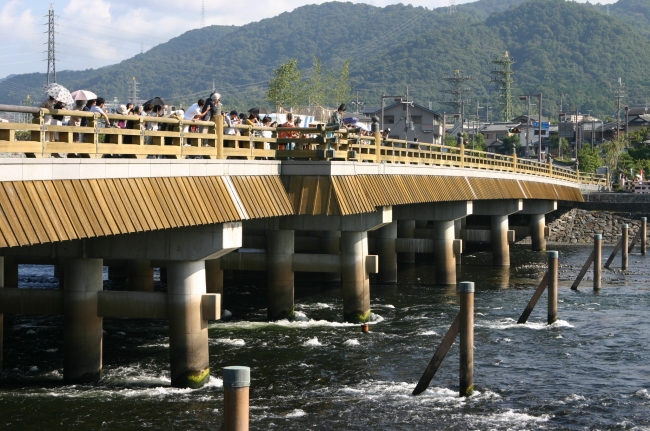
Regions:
[[90, 97, 111, 126], [183, 99, 205, 145]]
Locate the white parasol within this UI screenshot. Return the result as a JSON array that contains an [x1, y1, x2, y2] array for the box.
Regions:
[[70, 89, 97, 101], [43, 83, 75, 108]]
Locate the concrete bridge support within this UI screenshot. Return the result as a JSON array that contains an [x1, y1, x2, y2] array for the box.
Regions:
[[167, 260, 210, 389], [205, 258, 224, 298], [474, 200, 523, 266], [397, 220, 416, 263], [63, 258, 104, 383], [108, 262, 128, 282], [320, 231, 341, 284], [376, 221, 397, 284], [127, 260, 154, 292], [519, 200, 557, 252], [266, 230, 295, 320], [341, 231, 372, 323], [3, 256, 17, 288]]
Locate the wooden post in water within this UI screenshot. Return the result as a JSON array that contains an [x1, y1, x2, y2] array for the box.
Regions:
[[459, 281, 474, 397], [593, 234, 602, 291], [547, 251, 558, 325], [223, 366, 250, 431], [642, 217, 647, 256], [622, 224, 629, 270]]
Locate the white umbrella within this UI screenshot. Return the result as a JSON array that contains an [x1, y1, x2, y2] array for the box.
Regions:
[[43, 83, 74, 108], [70, 89, 97, 101]]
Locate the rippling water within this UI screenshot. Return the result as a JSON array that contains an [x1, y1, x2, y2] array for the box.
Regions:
[[1, 244, 649, 430]]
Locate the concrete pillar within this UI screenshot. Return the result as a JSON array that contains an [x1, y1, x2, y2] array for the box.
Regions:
[[3, 256, 17, 288], [320, 231, 341, 284], [127, 260, 154, 292], [55, 261, 65, 289], [167, 260, 210, 388], [397, 220, 416, 263], [434, 220, 456, 285], [205, 258, 224, 313], [108, 262, 127, 282], [0, 257, 3, 371], [63, 258, 104, 383], [266, 230, 295, 320], [491, 215, 510, 266], [530, 213, 546, 251], [341, 231, 371, 323], [376, 221, 397, 284]]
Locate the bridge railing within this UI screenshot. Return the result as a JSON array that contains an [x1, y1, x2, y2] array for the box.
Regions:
[[0, 104, 607, 186]]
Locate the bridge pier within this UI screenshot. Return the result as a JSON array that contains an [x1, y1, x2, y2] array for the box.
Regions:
[[63, 258, 104, 383], [397, 220, 416, 263], [320, 231, 341, 284], [108, 262, 128, 282], [341, 231, 372, 323], [167, 260, 210, 389], [3, 256, 17, 288], [128, 260, 154, 292], [520, 200, 557, 252], [474, 200, 523, 266], [434, 220, 457, 285], [205, 258, 224, 302], [376, 221, 397, 284], [267, 230, 295, 320]]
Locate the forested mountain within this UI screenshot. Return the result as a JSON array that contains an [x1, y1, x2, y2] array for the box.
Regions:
[[1, 0, 648, 120]]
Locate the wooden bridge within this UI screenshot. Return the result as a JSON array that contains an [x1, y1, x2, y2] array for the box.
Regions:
[[0, 104, 607, 388]]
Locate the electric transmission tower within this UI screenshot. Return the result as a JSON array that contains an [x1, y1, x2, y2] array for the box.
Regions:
[[129, 77, 140, 104], [46, 4, 57, 84], [201, 0, 205, 28], [491, 51, 515, 122], [441, 70, 473, 127], [448, 0, 456, 14]]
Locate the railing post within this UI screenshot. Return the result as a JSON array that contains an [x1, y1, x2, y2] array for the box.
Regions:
[[374, 131, 381, 163], [216, 114, 224, 160], [593, 234, 602, 291], [512, 147, 517, 173], [459, 142, 465, 169], [549, 157, 553, 178]]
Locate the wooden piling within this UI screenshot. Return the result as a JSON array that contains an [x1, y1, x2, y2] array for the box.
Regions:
[[622, 224, 629, 270], [223, 366, 250, 431], [604, 236, 623, 269], [593, 234, 602, 291], [642, 217, 647, 256], [547, 251, 558, 325], [517, 272, 549, 324], [459, 281, 474, 397]]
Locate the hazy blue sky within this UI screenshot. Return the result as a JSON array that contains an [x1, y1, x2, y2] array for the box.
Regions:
[[0, 0, 617, 80]]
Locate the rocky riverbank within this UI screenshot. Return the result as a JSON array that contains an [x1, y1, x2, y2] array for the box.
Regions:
[[546, 208, 645, 245]]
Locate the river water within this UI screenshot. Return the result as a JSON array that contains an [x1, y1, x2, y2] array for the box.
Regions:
[[1, 244, 649, 430]]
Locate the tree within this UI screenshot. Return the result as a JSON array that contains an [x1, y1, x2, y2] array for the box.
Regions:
[[502, 134, 520, 154], [471, 132, 486, 151], [550, 135, 569, 158], [577, 148, 604, 173], [331, 59, 351, 106], [267, 58, 304, 110]]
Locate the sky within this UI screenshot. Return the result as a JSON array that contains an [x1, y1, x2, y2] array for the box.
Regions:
[[0, 0, 619, 80]]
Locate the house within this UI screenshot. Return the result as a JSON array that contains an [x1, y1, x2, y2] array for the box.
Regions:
[[479, 122, 520, 148], [364, 102, 443, 144]]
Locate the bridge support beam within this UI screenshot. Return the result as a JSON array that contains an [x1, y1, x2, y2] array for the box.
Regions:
[[320, 231, 341, 284], [267, 230, 295, 320], [63, 258, 104, 383], [341, 231, 372, 323], [397, 220, 416, 263], [473, 200, 523, 266], [519, 200, 557, 252], [376, 221, 397, 284], [128, 260, 154, 292], [205, 258, 224, 315], [167, 260, 210, 389]]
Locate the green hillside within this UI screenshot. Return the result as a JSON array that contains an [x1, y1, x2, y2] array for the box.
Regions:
[[1, 0, 648, 120]]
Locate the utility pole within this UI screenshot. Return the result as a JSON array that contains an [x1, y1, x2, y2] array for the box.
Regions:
[[474, 100, 483, 150], [491, 52, 515, 122], [129, 77, 140, 105], [46, 4, 56, 84], [403, 86, 414, 141], [441, 70, 472, 131], [560, 93, 568, 113], [615, 78, 625, 140], [625, 105, 629, 147], [351, 91, 365, 114], [448, 0, 456, 14]]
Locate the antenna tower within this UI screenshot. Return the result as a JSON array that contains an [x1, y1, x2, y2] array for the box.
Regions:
[[448, 0, 456, 14], [201, 0, 205, 28], [46, 4, 57, 84], [441, 70, 473, 126], [491, 51, 515, 122], [130, 77, 140, 104], [615, 77, 625, 139]]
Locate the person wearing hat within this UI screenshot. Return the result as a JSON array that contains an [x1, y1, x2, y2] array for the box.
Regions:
[[326, 103, 347, 146]]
